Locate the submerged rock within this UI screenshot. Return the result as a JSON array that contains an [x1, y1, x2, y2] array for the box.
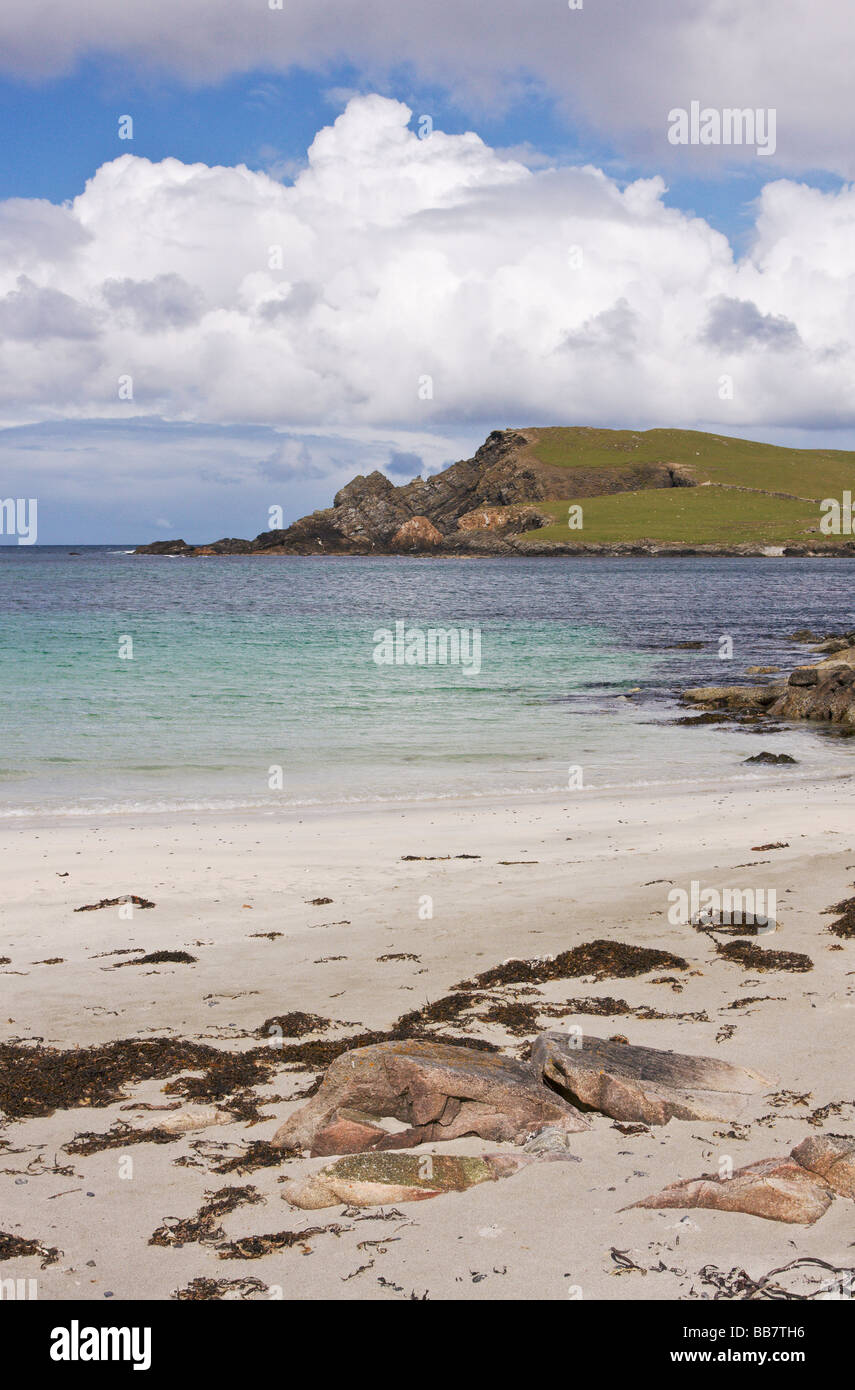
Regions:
[[743, 751, 798, 765], [531, 1032, 773, 1125]]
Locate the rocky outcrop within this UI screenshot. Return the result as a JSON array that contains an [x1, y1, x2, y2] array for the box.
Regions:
[[681, 684, 785, 712], [681, 638, 855, 727], [270, 1038, 589, 1155], [532, 1032, 772, 1125], [769, 650, 855, 725], [136, 538, 192, 555]]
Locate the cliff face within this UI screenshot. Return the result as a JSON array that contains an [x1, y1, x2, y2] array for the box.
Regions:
[[136, 427, 699, 557]]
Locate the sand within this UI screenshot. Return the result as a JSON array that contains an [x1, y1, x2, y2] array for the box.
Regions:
[[2, 770, 854, 1301]]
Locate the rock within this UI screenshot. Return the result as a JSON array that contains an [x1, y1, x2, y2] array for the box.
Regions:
[[790, 1135, 855, 1198], [769, 645, 855, 725], [743, 751, 798, 765], [522, 1126, 583, 1156], [279, 1150, 577, 1208], [270, 1039, 588, 1155], [813, 637, 851, 653], [746, 665, 781, 674], [531, 1032, 773, 1125], [305, 1110, 387, 1158], [682, 685, 783, 711], [456, 504, 551, 534], [788, 667, 820, 687], [133, 538, 191, 555], [156, 1106, 232, 1134], [280, 1152, 498, 1208], [390, 516, 443, 551], [631, 1157, 834, 1225], [332, 471, 411, 545], [196, 537, 253, 555]]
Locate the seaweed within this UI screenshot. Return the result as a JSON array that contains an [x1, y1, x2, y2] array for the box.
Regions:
[[824, 896, 855, 939], [455, 939, 688, 990], [715, 940, 813, 972], [65, 1123, 179, 1156], [0, 1232, 60, 1267], [255, 1012, 331, 1039], [75, 895, 155, 912], [173, 1276, 269, 1300], [216, 1223, 350, 1260], [0, 1037, 279, 1120], [150, 1185, 263, 1248], [113, 950, 197, 966]]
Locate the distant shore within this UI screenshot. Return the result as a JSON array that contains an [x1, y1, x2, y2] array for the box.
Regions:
[[134, 538, 855, 558]]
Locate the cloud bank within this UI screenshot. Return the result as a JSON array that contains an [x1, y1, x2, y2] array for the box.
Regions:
[[2, 95, 855, 441]]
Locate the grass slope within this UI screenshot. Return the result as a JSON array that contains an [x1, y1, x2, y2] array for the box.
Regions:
[[517, 428, 855, 545]]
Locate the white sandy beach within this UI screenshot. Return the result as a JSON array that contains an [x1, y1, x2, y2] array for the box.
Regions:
[[2, 772, 854, 1301]]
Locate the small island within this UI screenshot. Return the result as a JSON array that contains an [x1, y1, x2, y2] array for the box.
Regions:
[[136, 426, 855, 558]]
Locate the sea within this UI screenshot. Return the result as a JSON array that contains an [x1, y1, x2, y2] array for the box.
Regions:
[[0, 547, 852, 820]]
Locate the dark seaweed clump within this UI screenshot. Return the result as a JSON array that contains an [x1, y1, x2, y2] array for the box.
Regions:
[[255, 1012, 331, 1039], [114, 950, 197, 966], [0, 1232, 60, 1267], [455, 939, 688, 990], [0, 1038, 279, 1120], [173, 1276, 269, 1300], [715, 940, 813, 972], [216, 1224, 349, 1260], [824, 896, 855, 939], [150, 1185, 263, 1248], [66, 1123, 179, 1156], [75, 895, 155, 912]]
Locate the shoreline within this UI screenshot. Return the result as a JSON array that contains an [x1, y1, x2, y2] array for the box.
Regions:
[[2, 762, 851, 832]]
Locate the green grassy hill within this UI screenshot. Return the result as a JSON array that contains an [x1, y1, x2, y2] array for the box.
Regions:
[[516, 427, 855, 546]]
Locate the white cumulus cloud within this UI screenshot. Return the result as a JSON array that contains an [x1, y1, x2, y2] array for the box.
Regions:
[[1, 94, 855, 435]]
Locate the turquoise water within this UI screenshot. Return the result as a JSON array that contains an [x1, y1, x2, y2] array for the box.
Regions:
[[0, 549, 852, 817]]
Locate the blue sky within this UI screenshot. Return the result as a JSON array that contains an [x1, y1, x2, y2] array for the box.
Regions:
[[1, 1, 854, 542], [1, 58, 839, 250]]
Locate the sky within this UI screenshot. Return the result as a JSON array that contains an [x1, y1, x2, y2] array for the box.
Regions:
[[1, 0, 855, 542]]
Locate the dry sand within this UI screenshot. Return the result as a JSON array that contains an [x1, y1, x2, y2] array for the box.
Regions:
[[2, 771, 854, 1301]]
